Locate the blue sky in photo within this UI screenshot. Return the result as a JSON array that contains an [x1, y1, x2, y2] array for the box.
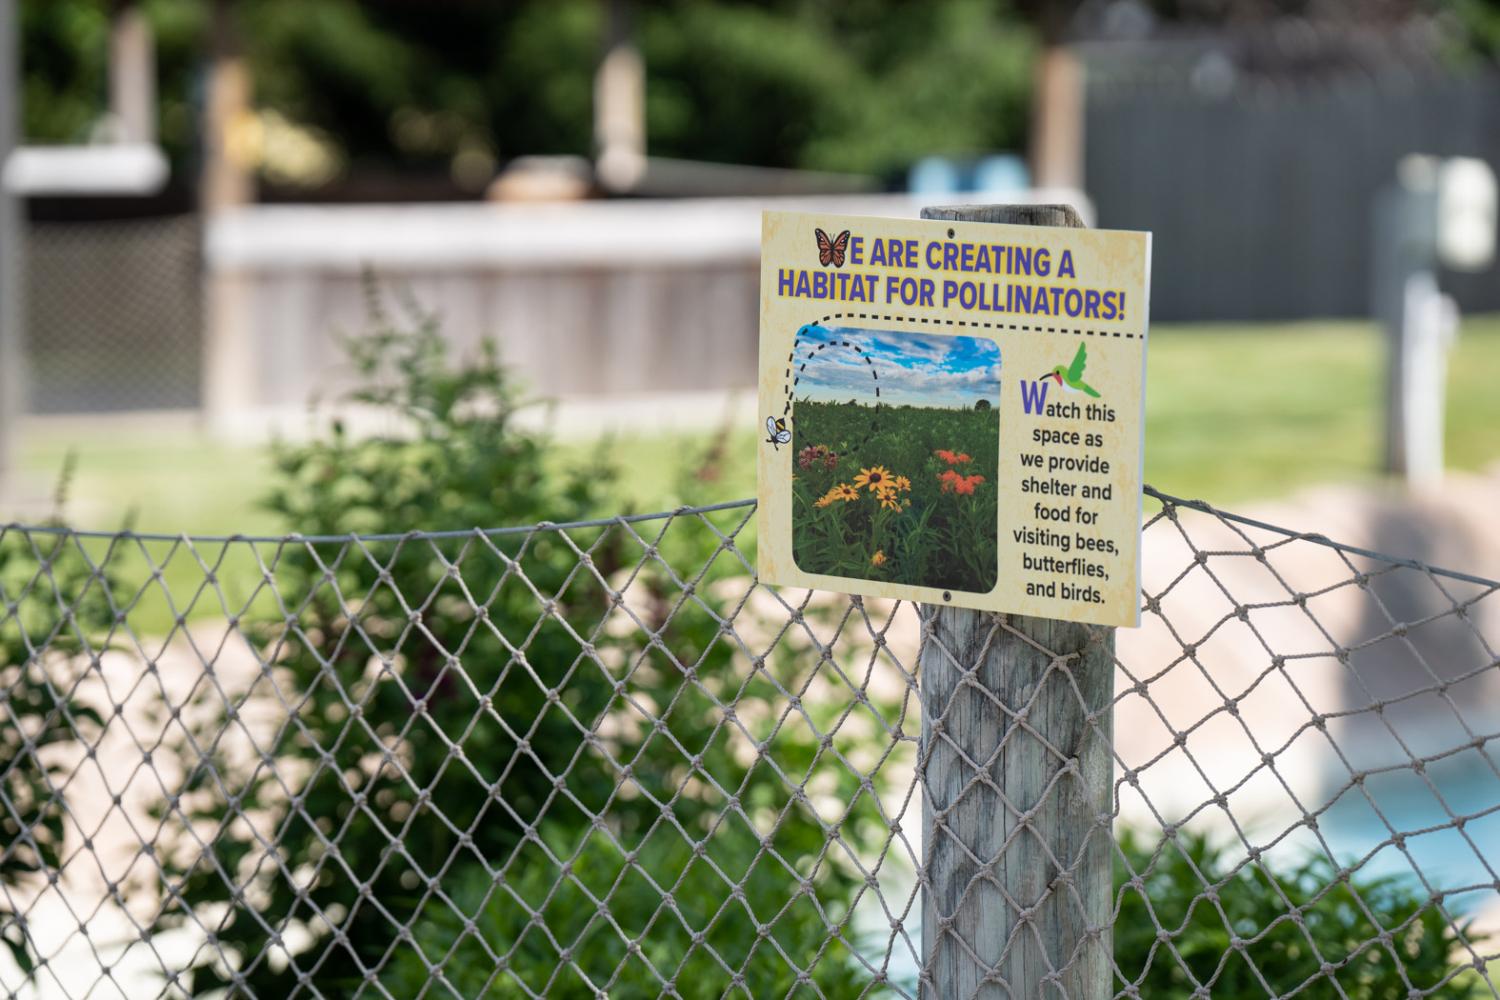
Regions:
[[794, 324, 1001, 408]]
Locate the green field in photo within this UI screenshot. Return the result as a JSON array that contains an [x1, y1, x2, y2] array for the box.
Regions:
[[790, 400, 999, 593]]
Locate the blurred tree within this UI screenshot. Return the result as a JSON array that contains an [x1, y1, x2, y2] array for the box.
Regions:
[[640, 0, 1035, 176], [19, 0, 1035, 189], [20, 0, 1496, 192], [20, 0, 207, 167], [1451, 0, 1500, 59]]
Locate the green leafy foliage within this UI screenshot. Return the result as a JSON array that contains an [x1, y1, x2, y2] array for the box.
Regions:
[[0, 464, 110, 978], [1114, 828, 1492, 998], [791, 401, 998, 592], [1450, 0, 1500, 60], [20, 0, 1034, 181], [20, 0, 216, 165], [21, 1, 1500, 186], [155, 287, 892, 996], [380, 823, 875, 998], [643, 0, 1035, 176]]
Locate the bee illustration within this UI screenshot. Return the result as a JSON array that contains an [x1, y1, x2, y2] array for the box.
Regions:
[[765, 416, 792, 449]]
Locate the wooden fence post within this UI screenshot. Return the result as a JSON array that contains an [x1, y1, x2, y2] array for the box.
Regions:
[[918, 203, 1116, 999]]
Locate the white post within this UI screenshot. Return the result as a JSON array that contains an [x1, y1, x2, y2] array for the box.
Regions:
[[593, 0, 645, 193], [201, 0, 255, 436], [109, 1, 156, 145], [1374, 155, 1496, 490]]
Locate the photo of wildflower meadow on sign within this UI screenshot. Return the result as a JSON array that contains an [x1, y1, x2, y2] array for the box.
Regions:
[[789, 324, 1000, 593]]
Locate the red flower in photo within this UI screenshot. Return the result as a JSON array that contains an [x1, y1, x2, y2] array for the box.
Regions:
[[940, 471, 985, 495]]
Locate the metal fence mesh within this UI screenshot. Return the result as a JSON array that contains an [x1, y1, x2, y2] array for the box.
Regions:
[[0, 489, 1497, 998], [23, 216, 203, 414]]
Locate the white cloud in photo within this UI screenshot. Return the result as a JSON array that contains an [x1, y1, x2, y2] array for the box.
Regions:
[[793, 324, 1001, 409]]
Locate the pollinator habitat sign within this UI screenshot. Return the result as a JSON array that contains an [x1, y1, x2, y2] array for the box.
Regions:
[[756, 210, 1152, 627]]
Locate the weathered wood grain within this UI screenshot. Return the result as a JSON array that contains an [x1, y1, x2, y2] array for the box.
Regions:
[[918, 203, 1115, 999]]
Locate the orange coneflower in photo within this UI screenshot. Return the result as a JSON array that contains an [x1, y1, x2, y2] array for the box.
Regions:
[[786, 326, 1001, 595], [939, 471, 986, 495]]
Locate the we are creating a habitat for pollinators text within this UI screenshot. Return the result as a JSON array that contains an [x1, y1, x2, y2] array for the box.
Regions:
[[775, 233, 1133, 323]]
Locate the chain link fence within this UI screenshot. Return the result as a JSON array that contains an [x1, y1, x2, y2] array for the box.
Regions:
[[24, 216, 202, 414], [0, 487, 1497, 998]]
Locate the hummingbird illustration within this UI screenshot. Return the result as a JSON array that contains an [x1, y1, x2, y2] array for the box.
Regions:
[[1040, 344, 1101, 398]]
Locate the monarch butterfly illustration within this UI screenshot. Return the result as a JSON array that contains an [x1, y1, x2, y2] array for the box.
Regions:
[[765, 416, 792, 449], [815, 228, 851, 268]]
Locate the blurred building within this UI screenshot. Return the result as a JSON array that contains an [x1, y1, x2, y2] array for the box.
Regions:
[[1071, 1, 1500, 321]]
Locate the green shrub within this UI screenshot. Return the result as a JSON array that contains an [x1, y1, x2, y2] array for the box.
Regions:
[[141, 287, 1491, 999], [380, 822, 873, 999], [1114, 828, 1490, 998], [0, 466, 110, 978], [157, 289, 890, 997]]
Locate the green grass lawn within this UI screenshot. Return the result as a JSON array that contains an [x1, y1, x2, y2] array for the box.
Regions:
[[4, 314, 1498, 638], [17, 423, 277, 537], [559, 313, 1500, 512], [1146, 313, 1500, 504], [11, 313, 1500, 537], [789, 401, 1001, 592]]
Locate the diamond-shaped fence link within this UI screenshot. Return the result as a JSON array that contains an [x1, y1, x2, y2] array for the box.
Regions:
[[0, 489, 1496, 998]]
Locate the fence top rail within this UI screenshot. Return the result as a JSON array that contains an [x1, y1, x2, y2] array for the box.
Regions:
[[0, 498, 762, 546], [1, 486, 1495, 589], [1141, 485, 1500, 590]]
